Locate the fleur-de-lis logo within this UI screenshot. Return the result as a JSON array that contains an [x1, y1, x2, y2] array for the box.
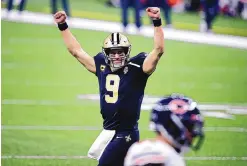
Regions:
[[124, 66, 128, 74], [125, 135, 131, 142]]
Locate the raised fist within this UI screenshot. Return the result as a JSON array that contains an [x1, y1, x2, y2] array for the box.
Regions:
[[54, 11, 67, 24], [146, 7, 160, 20]]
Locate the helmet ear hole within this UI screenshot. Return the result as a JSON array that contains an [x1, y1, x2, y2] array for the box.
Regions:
[[103, 48, 111, 56], [123, 47, 129, 55]]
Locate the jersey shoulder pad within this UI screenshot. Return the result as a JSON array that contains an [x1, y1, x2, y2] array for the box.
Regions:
[[127, 140, 161, 158], [94, 52, 105, 62], [128, 52, 148, 66], [94, 52, 106, 76]]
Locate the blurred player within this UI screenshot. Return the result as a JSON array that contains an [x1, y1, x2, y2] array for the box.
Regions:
[[146, 0, 174, 27], [51, 0, 71, 17], [124, 94, 205, 166], [120, 0, 143, 32], [6, 0, 27, 14], [200, 0, 219, 33], [54, 7, 164, 166]]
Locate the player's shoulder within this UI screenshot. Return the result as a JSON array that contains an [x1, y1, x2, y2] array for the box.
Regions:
[[130, 140, 178, 155], [131, 139, 153, 148], [129, 52, 148, 61], [128, 139, 164, 154], [126, 140, 185, 166], [128, 52, 148, 65], [127, 140, 153, 154], [125, 140, 162, 164], [156, 141, 185, 166], [94, 52, 105, 59], [138, 140, 175, 154], [94, 52, 106, 66]]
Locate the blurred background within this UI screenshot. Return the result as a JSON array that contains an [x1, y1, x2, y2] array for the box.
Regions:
[[1, 0, 247, 35], [1, 0, 247, 166]]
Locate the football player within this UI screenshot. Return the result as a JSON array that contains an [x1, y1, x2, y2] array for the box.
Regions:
[[200, 0, 219, 33], [124, 94, 205, 166], [54, 7, 164, 166]]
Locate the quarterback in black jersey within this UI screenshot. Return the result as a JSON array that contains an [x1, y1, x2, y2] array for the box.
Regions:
[[54, 7, 164, 166]]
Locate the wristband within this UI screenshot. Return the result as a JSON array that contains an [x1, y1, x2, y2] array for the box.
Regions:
[[152, 18, 162, 27], [58, 22, 68, 31]]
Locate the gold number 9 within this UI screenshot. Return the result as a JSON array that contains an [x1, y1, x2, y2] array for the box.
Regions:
[[105, 74, 120, 103]]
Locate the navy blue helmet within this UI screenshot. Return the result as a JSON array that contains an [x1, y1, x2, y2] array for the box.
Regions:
[[150, 94, 205, 152]]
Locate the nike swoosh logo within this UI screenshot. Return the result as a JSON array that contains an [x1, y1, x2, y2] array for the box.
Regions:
[[116, 136, 123, 139]]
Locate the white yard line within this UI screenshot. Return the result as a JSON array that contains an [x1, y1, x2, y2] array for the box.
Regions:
[[2, 97, 247, 117], [1, 155, 89, 159], [2, 99, 69, 106], [1, 9, 247, 49], [184, 156, 247, 161], [1, 79, 234, 90], [2, 125, 247, 132], [1, 155, 247, 161], [2, 80, 84, 87], [77, 94, 247, 114], [1, 125, 101, 131]]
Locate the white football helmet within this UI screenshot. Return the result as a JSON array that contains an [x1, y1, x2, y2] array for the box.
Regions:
[[102, 32, 131, 70]]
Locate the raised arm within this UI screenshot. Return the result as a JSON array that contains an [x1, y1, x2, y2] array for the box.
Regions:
[[54, 11, 96, 73], [143, 7, 164, 75]]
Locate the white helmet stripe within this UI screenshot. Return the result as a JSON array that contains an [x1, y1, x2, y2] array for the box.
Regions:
[[113, 33, 117, 44], [156, 124, 182, 149]]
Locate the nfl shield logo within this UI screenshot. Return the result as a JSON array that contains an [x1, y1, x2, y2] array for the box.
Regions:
[[100, 65, 106, 72]]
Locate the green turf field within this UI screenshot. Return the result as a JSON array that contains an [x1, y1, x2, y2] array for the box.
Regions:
[[1, 0, 247, 36], [2, 21, 247, 166]]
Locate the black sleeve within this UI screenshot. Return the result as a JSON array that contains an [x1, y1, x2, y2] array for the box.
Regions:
[[93, 52, 105, 76]]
